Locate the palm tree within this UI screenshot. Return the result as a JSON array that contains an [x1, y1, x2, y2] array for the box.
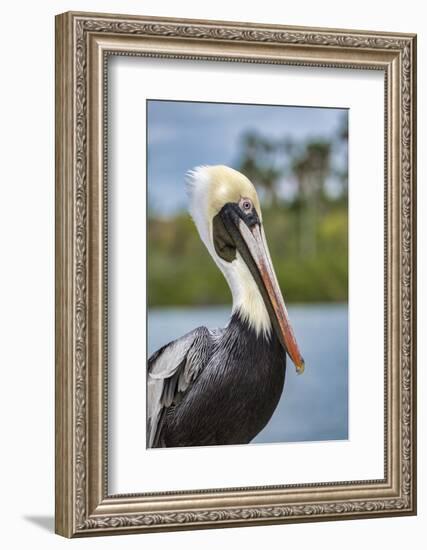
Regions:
[[238, 132, 282, 206], [334, 112, 349, 200], [292, 140, 331, 257]]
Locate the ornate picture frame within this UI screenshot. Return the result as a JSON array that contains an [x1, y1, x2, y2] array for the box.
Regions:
[[55, 11, 417, 537]]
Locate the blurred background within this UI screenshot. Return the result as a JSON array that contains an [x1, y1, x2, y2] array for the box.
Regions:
[[147, 99, 348, 444]]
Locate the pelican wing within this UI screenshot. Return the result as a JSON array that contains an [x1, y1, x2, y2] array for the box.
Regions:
[[147, 326, 214, 447]]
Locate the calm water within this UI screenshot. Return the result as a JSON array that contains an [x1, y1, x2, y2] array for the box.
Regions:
[[148, 305, 348, 444]]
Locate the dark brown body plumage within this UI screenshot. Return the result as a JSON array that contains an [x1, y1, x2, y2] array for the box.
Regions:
[[149, 312, 286, 447]]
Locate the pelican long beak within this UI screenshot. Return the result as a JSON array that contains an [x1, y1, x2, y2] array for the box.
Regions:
[[238, 220, 305, 374]]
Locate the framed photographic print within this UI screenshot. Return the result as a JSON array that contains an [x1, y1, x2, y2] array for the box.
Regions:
[[55, 11, 417, 537]]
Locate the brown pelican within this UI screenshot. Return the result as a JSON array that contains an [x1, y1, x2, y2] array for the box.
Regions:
[[147, 165, 304, 448]]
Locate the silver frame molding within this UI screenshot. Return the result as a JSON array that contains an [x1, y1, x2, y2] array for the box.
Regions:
[[55, 11, 417, 538]]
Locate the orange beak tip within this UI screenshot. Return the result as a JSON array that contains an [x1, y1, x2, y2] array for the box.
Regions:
[[296, 360, 305, 375]]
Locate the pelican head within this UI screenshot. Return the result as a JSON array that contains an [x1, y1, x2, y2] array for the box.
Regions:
[[186, 165, 304, 374]]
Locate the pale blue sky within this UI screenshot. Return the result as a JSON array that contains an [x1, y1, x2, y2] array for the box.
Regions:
[[147, 100, 347, 215]]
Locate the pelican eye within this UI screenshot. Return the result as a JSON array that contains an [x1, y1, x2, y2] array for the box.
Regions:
[[240, 198, 253, 212]]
